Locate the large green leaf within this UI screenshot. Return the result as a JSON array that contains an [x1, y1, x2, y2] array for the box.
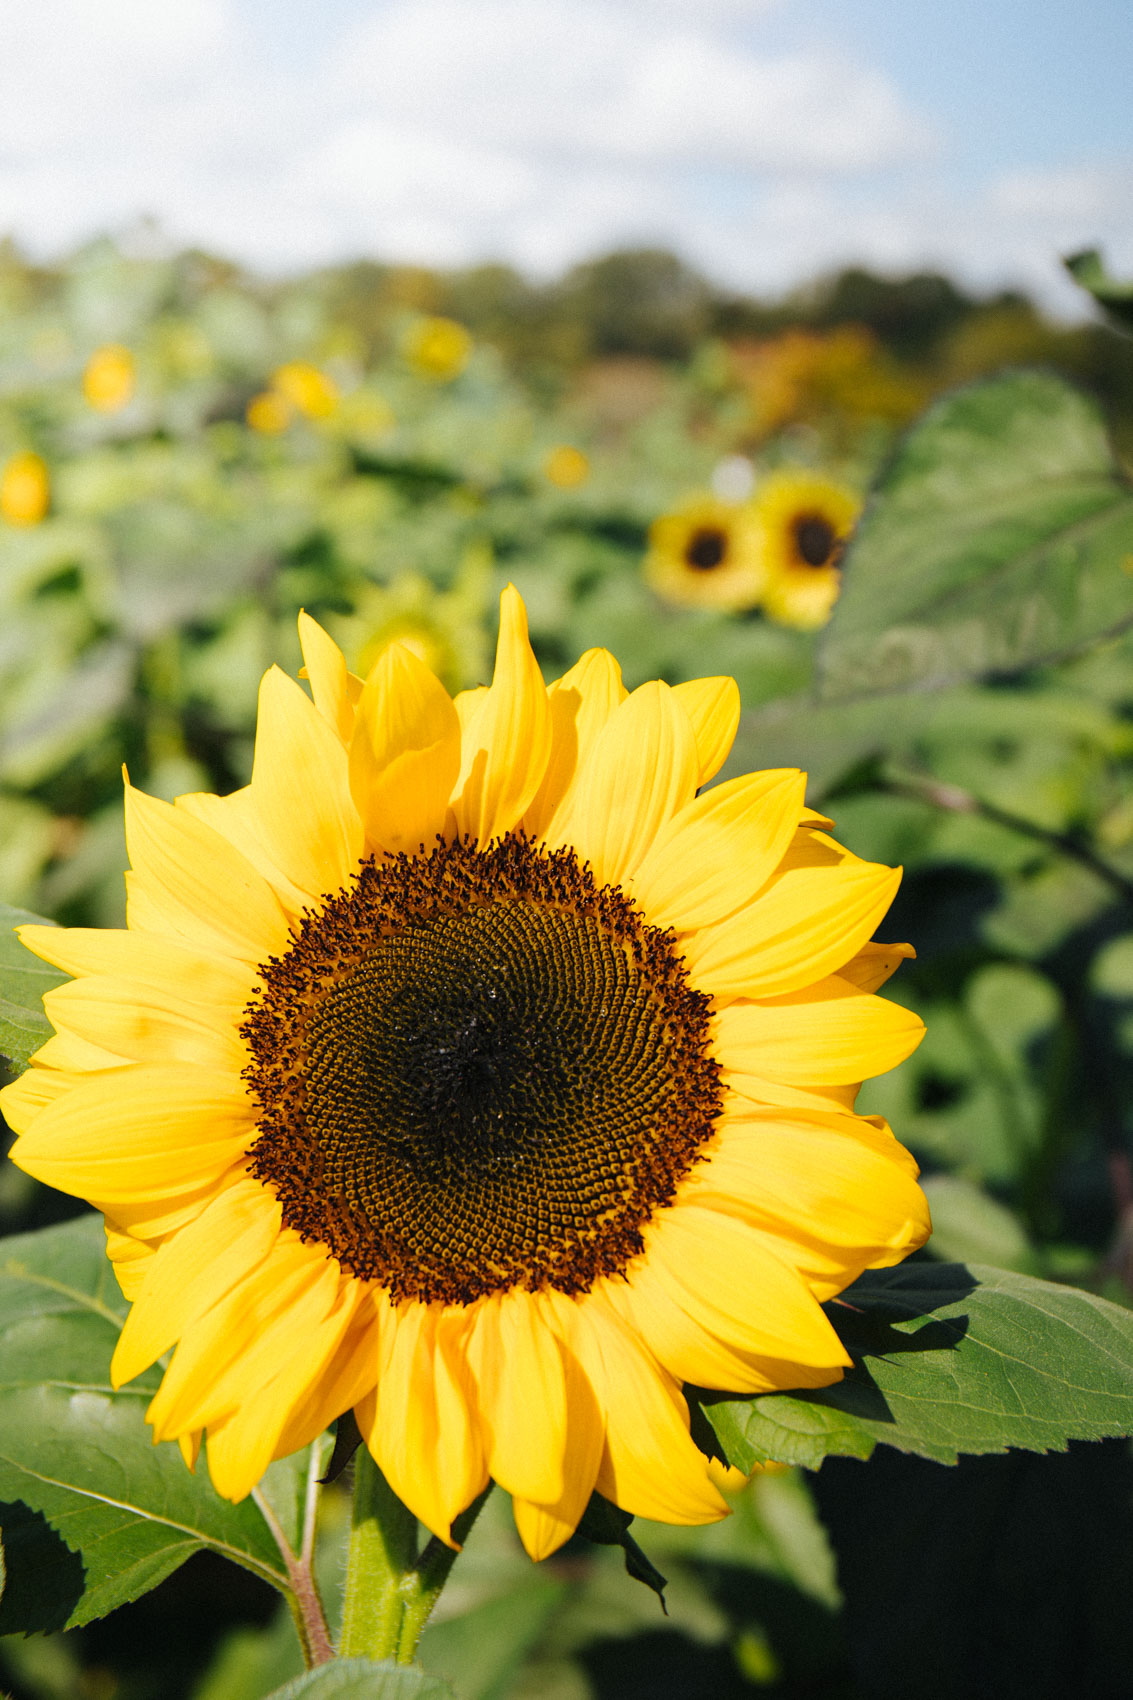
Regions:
[[0, 1214, 291, 1631], [265, 1659, 454, 1699], [0, 902, 64, 1075], [700, 1262, 1133, 1472], [817, 371, 1133, 700]]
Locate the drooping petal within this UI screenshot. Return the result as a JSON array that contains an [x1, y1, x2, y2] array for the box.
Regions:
[[605, 1267, 780, 1395], [525, 648, 627, 838], [508, 1321, 605, 1559], [628, 769, 806, 930], [712, 976, 925, 1087], [299, 611, 362, 744], [554, 681, 698, 888], [672, 677, 740, 785], [467, 1291, 569, 1506], [362, 1305, 487, 1543], [450, 587, 551, 847], [558, 1293, 727, 1525], [123, 782, 290, 964], [349, 642, 461, 855]]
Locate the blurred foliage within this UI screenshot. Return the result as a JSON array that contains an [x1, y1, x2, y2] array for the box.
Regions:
[[1, 234, 1133, 1698]]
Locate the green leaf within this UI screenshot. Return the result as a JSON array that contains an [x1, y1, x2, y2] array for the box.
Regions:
[[0, 902, 64, 1075], [817, 371, 1133, 701], [0, 1213, 291, 1631], [699, 1262, 1133, 1472], [264, 1659, 455, 1700], [1065, 247, 1133, 333], [577, 1492, 668, 1609]]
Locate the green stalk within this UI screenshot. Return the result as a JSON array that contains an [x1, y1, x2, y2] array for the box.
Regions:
[[395, 1487, 493, 1663], [339, 1450, 420, 1661]]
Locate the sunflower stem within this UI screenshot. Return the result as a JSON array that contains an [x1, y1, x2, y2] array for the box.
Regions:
[[340, 1449, 419, 1661], [395, 1485, 493, 1664]]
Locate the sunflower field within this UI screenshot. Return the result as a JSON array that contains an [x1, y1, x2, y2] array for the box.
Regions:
[[0, 238, 1131, 1700]]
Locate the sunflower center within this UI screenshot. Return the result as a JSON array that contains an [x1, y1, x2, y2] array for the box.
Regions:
[[243, 836, 721, 1305], [685, 526, 728, 571], [793, 513, 838, 568]]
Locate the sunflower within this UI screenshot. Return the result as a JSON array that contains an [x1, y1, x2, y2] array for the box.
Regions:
[[0, 452, 50, 526], [83, 344, 136, 413], [644, 495, 765, 612], [1, 589, 928, 1560], [753, 472, 861, 630]]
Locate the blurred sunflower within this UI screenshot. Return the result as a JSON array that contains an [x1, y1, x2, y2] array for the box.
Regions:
[[404, 315, 472, 381], [644, 495, 764, 611], [0, 451, 50, 525], [272, 361, 339, 421], [544, 445, 590, 489], [754, 473, 861, 630], [2, 589, 928, 1560], [83, 344, 136, 413]]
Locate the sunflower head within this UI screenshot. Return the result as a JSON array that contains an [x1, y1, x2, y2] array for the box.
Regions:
[[644, 495, 764, 611], [404, 316, 472, 382], [272, 361, 339, 421], [752, 472, 861, 630], [83, 344, 136, 413], [0, 587, 928, 1560], [0, 451, 50, 526]]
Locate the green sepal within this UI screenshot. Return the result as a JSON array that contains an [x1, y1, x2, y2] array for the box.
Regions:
[[576, 1491, 668, 1610]]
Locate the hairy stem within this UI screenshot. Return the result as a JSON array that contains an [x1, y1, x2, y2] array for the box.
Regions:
[[252, 1472, 335, 1669], [395, 1486, 493, 1663], [340, 1449, 420, 1661]]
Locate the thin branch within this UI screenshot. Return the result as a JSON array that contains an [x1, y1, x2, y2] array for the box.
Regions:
[[880, 768, 1133, 906], [253, 1481, 335, 1668]]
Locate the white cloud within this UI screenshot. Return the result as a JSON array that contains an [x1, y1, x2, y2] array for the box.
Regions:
[[0, 0, 1121, 314]]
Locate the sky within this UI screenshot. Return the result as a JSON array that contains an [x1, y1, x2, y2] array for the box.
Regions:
[[0, 0, 1128, 312]]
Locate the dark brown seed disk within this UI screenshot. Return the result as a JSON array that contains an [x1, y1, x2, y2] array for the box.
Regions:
[[242, 834, 722, 1305], [684, 526, 729, 571], [793, 512, 839, 568]]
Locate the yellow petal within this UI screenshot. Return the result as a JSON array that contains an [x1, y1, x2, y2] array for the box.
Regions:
[[450, 586, 551, 846], [349, 642, 461, 855], [712, 976, 924, 1087], [556, 1293, 726, 1525], [44, 975, 248, 1072], [124, 782, 290, 964], [724, 1073, 858, 1114], [836, 940, 916, 992], [555, 681, 698, 888], [605, 1268, 778, 1395], [684, 1108, 931, 1298], [524, 648, 627, 838], [148, 1237, 338, 1437], [299, 611, 362, 744], [508, 1331, 605, 1559], [243, 667, 364, 900], [14, 925, 256, 1012], [11, 1066, 254, 1201], [105, 1222, 158, 1301], [276, 1295, 384, 1460], [468, 1291, 568, 1505], [681, 833, 901, 1000], [629, 769, 806, 930], [204, 1275, 361, 1501], [644, 1205, 851, 1370], [365, 1305, 487, 1543], [672, 677, 740, 786], [0, 1062, 95, 1132], [112, 1177, 281, 1385], [98, 1161, 250, 1244]]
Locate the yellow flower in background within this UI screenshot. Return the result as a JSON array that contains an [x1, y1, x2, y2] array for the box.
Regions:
[[2, 588, 928, 1560], [0, 452, 50, 525], [544, 445, 590, 489], [644, 495, 765, 611], [246, 391, 293, 435], [754, 472, 861, 631], [82, 344, 136, 413], [404, 315, 472, 381], [273, 361, 339, 421]]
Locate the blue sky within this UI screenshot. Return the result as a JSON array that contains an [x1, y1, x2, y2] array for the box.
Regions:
[[0, 0, 1128, 312]]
